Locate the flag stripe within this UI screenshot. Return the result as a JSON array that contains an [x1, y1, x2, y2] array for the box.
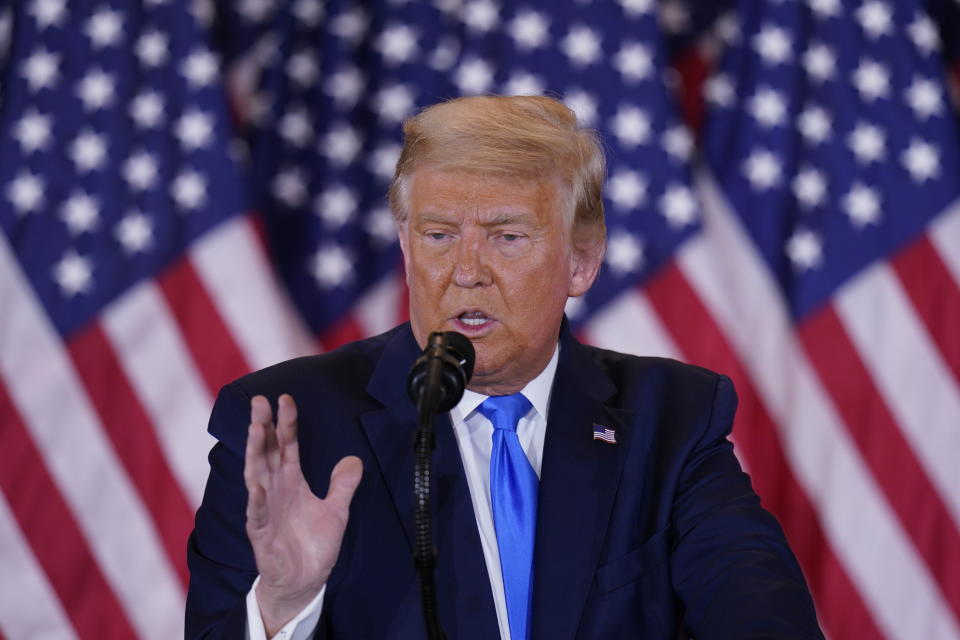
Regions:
[[0, 235, 186, 640], [642, 261, 884, 640], [673, 46, 711, 135], [581, 287, 682, 360], [930, 200, 960, 287], [190, 217, 317, 371], [101, 282, 215, 509], [891, 234, 960, 387], [0, 382, 128, 639], [157, 255, 253, 396], [66, 323, 194, 587], [318, 313, 366, 352], [834, 262, 960, 531], [0, 488, 78, 640], [686, 173, 960, 640], [354, 268, 407, 338], [799, 304, 960, 620]]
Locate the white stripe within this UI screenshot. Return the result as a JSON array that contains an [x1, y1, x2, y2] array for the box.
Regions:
[[582, 288, 682, 359], [0, 236, 185, 640], [354, 270, 405, 337], [0, 492, 78, 640], [929, 197, 960, 288], [191, 216, 317, 371], [685, 172, 960, 640], [834, 262, 960, 528], [101, 281, 215, 508]]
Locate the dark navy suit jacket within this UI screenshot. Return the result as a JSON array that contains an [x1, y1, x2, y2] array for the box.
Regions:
[[185, 322, 823, 639]]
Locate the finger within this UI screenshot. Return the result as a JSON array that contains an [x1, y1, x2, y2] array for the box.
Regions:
[[245, 482, 268, 530], [251, 395, 281, 473], [244, 421, 269, 491], [324, 456, 363, 513], [248, 396, 278, 477], [263, 416, 281, 473], [276, 394, 301, 468], [250, 394, 274, 427]]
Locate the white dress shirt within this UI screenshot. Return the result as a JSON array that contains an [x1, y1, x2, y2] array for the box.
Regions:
[[246, 345, 560, 640]]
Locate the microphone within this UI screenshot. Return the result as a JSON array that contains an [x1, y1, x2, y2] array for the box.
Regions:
[[407, 331, 475, 413], [406, 331, 474, 640]]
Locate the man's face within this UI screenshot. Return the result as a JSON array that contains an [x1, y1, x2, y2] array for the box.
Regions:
[[398, 169, 600, 395]]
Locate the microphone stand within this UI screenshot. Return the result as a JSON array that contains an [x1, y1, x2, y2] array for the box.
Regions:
[[413, 350, 447, 640]]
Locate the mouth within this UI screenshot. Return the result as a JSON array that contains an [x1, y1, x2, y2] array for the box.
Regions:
[[450, 310, 497, 335]]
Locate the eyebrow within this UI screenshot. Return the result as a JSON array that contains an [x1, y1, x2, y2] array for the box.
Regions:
[[416, 210, 536, 226], [481, 211, 535, 226]]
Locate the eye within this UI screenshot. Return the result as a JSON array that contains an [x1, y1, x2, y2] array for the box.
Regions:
[[493, 230, 525, 242], [491, 230, 531, 256], [422, 230, 454, 245]]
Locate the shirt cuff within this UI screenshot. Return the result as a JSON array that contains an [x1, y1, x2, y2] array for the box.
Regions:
[[245, 575, 325, 640]]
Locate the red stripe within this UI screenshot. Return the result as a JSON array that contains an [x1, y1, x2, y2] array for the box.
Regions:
[[157, 257, 253, 395], [0, 381, 138, 639], [799, 304, 960, 619], [949, 60, 960, 109], [247, 211, 273, 257], [396, 269, 411, 326], [672, 46, 711, 136], [319, 314, 365, 351], [890, 233, 960, 386], [644, 262, 885, 640], [66, 324, 193, 588]]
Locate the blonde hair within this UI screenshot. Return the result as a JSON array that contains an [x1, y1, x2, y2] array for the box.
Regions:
[[388, 95, 606, 252]]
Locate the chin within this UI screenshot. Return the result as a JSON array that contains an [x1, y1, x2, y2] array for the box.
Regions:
[[466, 348, 501, 382]]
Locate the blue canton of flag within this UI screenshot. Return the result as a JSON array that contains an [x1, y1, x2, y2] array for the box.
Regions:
[[703, 1, 960, 319], [0, 0, 245, 338]]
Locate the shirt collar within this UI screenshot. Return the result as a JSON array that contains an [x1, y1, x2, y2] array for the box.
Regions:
[[450, 343, 560, 424]]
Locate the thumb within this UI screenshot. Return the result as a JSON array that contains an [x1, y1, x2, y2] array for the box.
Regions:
[[325, 455, 363, 511]]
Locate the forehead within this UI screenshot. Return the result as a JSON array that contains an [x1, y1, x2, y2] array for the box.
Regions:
[[407, 169, 564, 220]]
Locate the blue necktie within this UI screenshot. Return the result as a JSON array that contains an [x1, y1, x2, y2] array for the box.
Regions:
[[478, 393, 537, 640]]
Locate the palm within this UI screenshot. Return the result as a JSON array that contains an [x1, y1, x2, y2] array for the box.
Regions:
[[244, 394, 362, 626]]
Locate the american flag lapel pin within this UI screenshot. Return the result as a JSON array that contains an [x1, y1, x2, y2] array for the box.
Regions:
[[592, 423, 617, 444]]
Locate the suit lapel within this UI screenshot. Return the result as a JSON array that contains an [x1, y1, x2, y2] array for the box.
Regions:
[[360, 326, 422, 549], [531, 328, 634, 640], [360, 325, 500, 639]]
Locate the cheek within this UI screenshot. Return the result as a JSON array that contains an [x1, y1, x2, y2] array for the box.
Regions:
[[408, 252, 454, 315], [510, 251, 571, 300], [411, 256, 449, 291]]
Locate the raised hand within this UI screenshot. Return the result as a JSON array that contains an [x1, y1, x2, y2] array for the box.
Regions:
[[244, 394, 363, 636]]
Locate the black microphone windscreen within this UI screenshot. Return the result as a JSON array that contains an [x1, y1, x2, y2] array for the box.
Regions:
[[440, 331, 475, 383]]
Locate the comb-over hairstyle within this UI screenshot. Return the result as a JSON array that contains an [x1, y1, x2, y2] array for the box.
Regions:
[[388, 95, 607, 252]]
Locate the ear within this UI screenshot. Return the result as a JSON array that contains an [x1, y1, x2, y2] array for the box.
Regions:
[[567, 240, 604, 297], [397, 219, 413, 286]]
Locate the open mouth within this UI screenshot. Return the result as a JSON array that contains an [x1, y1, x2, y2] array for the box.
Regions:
[[452, 310, 495, 333], [459, 312, 489, 326]]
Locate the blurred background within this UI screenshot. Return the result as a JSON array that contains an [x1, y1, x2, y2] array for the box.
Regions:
[[1, 0, 959, 638]]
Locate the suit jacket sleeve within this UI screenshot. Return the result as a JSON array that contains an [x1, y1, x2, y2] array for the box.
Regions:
[[670, 375, 823, 639], [185, 381, 261, 640]]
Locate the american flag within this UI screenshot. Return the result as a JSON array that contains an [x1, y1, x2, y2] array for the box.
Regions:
[[592, 423, 617, 444], [0, 0, 958, 638]]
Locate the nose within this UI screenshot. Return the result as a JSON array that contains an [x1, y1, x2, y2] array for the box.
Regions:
[[452, 231, 492, 288]]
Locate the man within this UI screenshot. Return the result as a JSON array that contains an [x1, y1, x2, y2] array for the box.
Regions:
[[186, 95, 823, 639]]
